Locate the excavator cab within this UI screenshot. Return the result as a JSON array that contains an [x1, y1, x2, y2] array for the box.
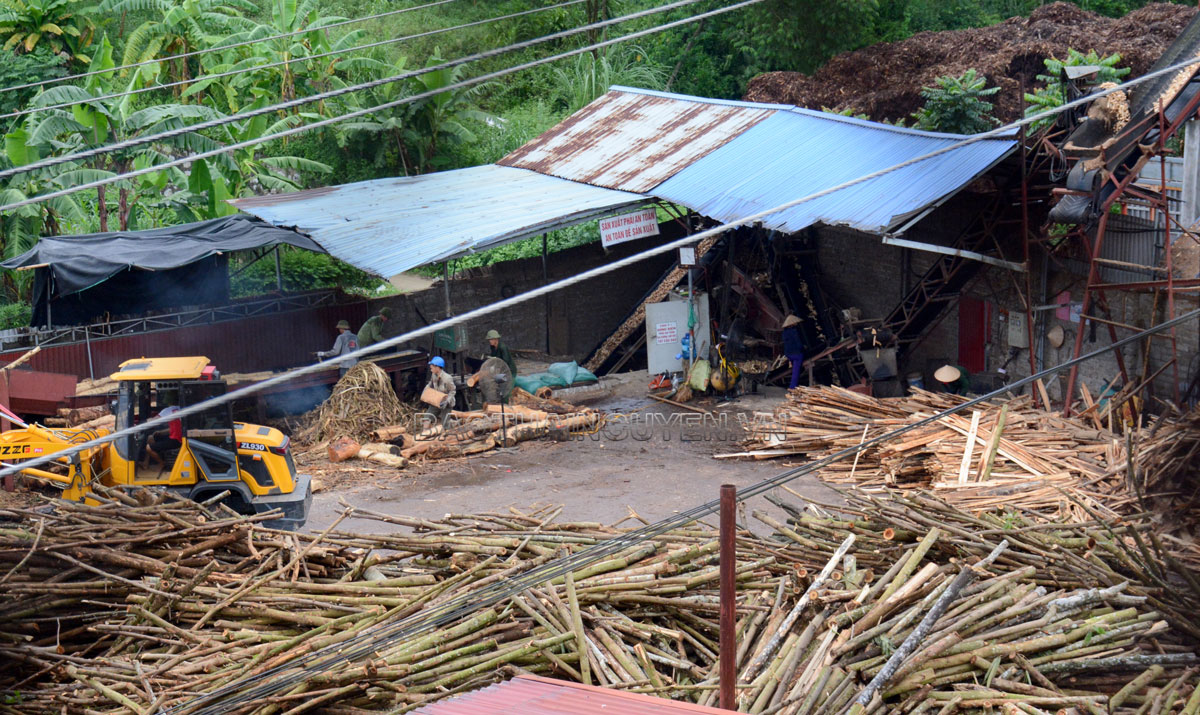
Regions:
[[105, 357, 311, 529]]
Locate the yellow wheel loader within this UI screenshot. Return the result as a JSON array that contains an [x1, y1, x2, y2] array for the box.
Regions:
[[0, 356, 311, 529]]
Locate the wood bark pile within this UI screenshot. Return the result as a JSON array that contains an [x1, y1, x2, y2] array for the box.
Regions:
[[723, 386, 1135, 522], [1, 486, 1197, 713]]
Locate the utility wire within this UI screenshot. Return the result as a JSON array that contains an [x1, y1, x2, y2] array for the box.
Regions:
[[0, 0, 463, 96], [1, 50, 1193, 478], [0, 0, 1195, 212], [0, 0, 587, 121], [0, 48, 1193, 706], [0, 0, 740, 183], [176, 307, 1199, 714]]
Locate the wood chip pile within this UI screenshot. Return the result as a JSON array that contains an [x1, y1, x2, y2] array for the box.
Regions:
[[1, 486, 1197, 713], [726, 386, 1134, 522]]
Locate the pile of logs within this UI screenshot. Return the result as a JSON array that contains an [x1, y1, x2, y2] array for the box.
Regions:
[[722, 386, 1133, 521], [1, 485, 1197, 713], [326, 389, 603, 469]]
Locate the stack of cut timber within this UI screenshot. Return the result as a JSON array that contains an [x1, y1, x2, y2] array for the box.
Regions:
[[723, 386, 1131, 521], [336, 399, 602, 467], [0, 487, 1196, 713]]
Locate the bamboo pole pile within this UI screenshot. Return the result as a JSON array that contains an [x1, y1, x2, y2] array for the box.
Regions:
[[1134, 405, 1200, 570], [723, 386, 1132, 521], [1, 484, 1198, 713]]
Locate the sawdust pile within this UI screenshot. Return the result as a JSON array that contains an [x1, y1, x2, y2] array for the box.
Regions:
[[744, 2, 1195, 123], [302, 362, 413, 444]]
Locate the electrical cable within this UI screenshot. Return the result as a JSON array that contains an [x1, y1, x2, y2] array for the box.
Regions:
[[0, 0, 1193, 213], [0, 0, 587, 122], [0, 0, 464, 96], [0, 47, 1192, 707], [1, 53, 1192, 478], [175, 306, 1198, 714], [0, 0, 746, 183]]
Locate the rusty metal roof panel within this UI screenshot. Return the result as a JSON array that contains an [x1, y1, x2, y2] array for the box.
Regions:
[[498, 87, 776, 192], [231, 165, 645, 279], [413, 675, 730, 714], [652, 108, 1018, 234]]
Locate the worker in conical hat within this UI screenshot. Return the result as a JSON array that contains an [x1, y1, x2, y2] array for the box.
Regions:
[[781, 315, 805, 389], [934, 364, 972, 396]]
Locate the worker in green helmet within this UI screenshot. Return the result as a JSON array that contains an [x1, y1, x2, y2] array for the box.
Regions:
[[485, 329, 517, 380], [358, 306, 392, 349]]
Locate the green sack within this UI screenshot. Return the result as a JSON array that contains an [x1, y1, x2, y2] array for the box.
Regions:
[[545, 361, 598, 385]]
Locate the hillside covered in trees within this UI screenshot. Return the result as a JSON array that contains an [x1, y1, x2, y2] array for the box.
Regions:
[[0, 0, 1194, 325]]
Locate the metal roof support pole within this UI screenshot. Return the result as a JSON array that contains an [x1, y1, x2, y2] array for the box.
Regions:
[[443, 262, 451, 318], [274, 246, 283, 293], [543, 234, 550, 354], [1020, 125, 1039, 396], [718, 483, 736, 711]]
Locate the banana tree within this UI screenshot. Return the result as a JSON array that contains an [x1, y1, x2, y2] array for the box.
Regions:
[[95, 0, 253, 86], [191, 0, 366, 111], [0, 0, 96, 63]]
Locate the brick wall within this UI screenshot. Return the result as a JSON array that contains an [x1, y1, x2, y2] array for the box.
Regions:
[[358, 235, 678, 362]]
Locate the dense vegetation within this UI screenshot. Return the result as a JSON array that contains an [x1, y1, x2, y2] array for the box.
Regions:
[[0, 0, 1178, 326]]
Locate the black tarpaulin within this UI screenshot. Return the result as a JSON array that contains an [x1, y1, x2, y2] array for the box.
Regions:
[[3, 214, 322, 296], [2, 214, 324, 327]]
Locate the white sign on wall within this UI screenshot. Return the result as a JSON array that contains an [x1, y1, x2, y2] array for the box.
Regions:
[[655, 321, 678, 345], [600, 208, 659, 248]]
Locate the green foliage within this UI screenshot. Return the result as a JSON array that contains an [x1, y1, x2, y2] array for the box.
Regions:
[[550, 45, 666, 113], [230, 247, 383, 297], [912, 69, 999, 134], [1024, 49, 1130, 129], [96, 0, 254, 82], [0, 301, 31, 328], [415, 222, 602, 278], [0, 0, 96, 62], [0, 45, 69, 115]]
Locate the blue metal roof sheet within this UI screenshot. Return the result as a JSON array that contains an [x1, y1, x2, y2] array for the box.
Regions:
[[231, 165, 646, 278], [651, 106, 1017, 234]]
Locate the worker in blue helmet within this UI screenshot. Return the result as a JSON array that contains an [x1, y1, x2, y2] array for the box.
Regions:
[[426, 356, 456, 424]]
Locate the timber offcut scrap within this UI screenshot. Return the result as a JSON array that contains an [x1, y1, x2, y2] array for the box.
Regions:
[[0, 485, 1197, 713]]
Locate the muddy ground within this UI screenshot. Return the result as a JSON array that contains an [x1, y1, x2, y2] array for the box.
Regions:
[[302, 371, 839, 534]]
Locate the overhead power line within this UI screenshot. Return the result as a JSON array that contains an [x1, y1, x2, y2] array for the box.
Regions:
[[0, 0, 463, 96], [4, 49, 1193, 494], [0, 0, 587, 121], [175, 308, 1200, 715], [4, 27, 1198, 464], [2, 58, 1196, 708], [0, 0, 765, 194]]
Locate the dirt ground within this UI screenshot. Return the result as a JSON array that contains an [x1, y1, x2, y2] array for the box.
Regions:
[[302, 371, 840, 534]]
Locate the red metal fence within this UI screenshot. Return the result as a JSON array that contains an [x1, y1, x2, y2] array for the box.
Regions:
[[0, 300, 372, 381]]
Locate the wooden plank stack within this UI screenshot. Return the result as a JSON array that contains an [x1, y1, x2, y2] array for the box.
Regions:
[[0, 485, 1197, 713], [725, 386, 1133, 522]]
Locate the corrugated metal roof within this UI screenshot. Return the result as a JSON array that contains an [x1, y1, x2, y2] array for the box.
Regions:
[[652, 107, 1017, 234], [231, 165, 645, 278], [413, 675, 729, 714], [498, 88, 775, 193]]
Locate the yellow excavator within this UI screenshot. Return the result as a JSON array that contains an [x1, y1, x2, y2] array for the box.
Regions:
[[0, 356, 311, 529]]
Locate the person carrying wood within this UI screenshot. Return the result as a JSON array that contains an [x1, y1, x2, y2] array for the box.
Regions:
[[426, 356, 456, 424], [934, 364, 972, 395], [317, 320, 358, 377], [358, 307, 392, 350]]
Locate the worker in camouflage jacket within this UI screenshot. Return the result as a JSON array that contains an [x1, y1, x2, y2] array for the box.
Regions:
[[358, 307, 392, 349]]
